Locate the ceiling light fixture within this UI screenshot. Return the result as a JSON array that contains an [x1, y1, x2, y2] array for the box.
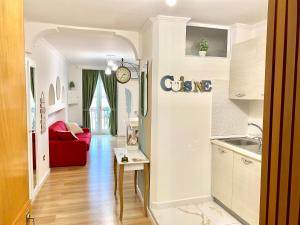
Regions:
[[112, 63, 119, 71], [107, 60, 114, 67], [105, 67, 112, 75], [166, 0, 176, 7]]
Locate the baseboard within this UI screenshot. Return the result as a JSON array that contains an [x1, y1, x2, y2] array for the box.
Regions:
[[150, 195, 212, 209], [136, 185, 158, 225], [32, 168, 50, 202]]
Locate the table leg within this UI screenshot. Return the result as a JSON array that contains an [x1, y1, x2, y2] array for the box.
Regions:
[[143, 163, 150, 217], [134, 170, 137, 194], [119, 164, 124, 220], [114, 156, 117, 195]]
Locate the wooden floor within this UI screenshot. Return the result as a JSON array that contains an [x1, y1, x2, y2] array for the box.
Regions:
[[32, 135, 152, 225]]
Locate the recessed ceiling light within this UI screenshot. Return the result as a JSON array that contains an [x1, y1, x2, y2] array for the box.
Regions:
[[166, 0, 176, 7], [105, 67, 112, 75]]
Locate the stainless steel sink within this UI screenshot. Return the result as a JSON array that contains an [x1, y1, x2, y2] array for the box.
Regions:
[[220, 138, 258, 146], [218, 137, 262, 155]]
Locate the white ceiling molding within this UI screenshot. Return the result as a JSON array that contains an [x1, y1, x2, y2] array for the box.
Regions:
[[24, 21, 140, 59], [151, 15, 191, 24]]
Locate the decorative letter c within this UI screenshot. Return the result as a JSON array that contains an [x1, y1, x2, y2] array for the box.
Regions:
[[160, 75, 174, 91]]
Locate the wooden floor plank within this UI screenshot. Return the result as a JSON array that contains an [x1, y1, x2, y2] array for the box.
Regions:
[[32, 135, 152, 225]]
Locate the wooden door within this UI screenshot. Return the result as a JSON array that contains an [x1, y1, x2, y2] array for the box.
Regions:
[[260, 0, 300, 224], [0, 1, 31, 225]]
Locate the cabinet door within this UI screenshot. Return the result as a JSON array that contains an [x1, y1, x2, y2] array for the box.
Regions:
[[229, 36, 266, 100], [232, 154, 261, 225], [212, 144, 234, 208], [230, 39, 255, 99]]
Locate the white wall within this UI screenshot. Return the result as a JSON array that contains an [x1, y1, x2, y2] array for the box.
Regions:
[[248, 101, 264, 135], [211, 80, 249, 136], [68, 64, 139, 135], [68, 64, 84, 125], [29, 38, 69, 190], [117, 79, 139, 136], [149, 16, 231, 206]]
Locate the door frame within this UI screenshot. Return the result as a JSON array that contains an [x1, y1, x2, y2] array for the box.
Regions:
[[25, 56, 39, 200], [259, 0, 300, 224]]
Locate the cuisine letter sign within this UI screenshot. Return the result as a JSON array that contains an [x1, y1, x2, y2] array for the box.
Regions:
[[160, 75, 212, 93]]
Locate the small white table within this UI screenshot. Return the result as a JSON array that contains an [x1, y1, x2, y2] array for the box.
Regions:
[[113, 148, 150, 220]]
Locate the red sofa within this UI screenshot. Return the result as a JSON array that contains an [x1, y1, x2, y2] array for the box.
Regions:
[[48, 121, 91, 167]]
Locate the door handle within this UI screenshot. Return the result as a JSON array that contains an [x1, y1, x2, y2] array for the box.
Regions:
[[26, 213, 35, 225]]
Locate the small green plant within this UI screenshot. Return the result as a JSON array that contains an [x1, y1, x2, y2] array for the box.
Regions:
[[69, 81, 75, 89], [199, 39, 209, 51]]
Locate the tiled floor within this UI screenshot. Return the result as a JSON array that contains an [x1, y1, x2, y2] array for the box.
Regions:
[[151, 201, 242, 225]]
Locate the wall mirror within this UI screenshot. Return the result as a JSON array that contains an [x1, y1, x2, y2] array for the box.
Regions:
[[140, 62, 148, 117], [29, 65, 38, 190], [48, 84, 55, 105], [56, 76, 61, 100], [26, 58, 38, 198]]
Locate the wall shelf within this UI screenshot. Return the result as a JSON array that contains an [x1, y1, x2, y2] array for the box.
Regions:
[[48, 103, 66, 115], [186, 25, 229, 58]]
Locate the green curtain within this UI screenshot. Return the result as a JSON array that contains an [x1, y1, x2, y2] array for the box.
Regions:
[[82, 69, 99, 128], [30, 67, 35, 100], [100, 70, 118, 136]]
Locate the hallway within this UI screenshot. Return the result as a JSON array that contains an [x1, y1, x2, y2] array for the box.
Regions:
[[32, 135, 152, 225]]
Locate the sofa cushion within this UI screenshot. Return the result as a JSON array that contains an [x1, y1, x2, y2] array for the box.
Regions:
[[56, 131, 78, 140], [66, 122, 84, 134]]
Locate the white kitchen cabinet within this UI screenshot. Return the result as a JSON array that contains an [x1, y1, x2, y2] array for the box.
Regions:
[[211, 144, 234, 208], [229, 35, 266, 100], [232, 153, 261, 225]]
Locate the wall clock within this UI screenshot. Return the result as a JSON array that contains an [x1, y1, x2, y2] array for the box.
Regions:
[[116, 66, 131, 84]]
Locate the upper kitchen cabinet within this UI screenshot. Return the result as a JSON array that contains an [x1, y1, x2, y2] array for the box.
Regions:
[[186, 24, 230, 58], [229, 35, 266, 100]]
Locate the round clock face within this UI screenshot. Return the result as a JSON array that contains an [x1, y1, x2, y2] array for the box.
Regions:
[[116, 66, 131, 84]]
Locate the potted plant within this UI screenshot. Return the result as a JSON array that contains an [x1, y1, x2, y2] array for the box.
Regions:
[[69, 81, 75, 90], [199, 39, 208, 57]]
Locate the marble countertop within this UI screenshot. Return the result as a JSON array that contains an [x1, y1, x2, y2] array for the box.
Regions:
[[211, 138, 262, 161]]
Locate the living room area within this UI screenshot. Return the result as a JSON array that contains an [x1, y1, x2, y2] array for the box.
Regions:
[[25, 20, 143, 224]]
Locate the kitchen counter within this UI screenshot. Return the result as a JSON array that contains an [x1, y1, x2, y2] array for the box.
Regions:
[[211, 138, 262, 161]]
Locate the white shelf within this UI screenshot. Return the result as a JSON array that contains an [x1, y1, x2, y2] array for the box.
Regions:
[[48, 103, 66, 115]]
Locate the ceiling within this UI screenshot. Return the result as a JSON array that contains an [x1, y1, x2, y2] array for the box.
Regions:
[[25, 0, 268, 31], [44, 28, 136, 66]]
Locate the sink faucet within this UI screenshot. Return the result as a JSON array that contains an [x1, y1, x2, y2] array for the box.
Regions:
[[248, 123, 263, 150]]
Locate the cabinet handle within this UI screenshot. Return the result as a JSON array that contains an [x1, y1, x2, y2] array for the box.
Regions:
[[236, 93, 246, 97], [218, 148, 226, 153], [241, 157, 253, 165]]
